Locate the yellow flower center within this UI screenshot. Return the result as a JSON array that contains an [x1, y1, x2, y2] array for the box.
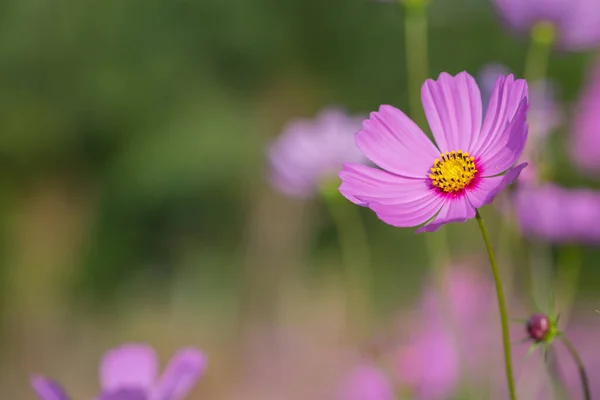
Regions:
[[429, 150, 478, 193]]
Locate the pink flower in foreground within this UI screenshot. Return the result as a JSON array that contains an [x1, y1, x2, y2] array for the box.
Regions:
[[268, 107, 367, 198], [395, 265, 496, 398], [31, 344, 206, 400], [337, 364, 395, 400], [339, 72, 529, 232]]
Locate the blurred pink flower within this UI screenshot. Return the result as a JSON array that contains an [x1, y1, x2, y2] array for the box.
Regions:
[[267, 107, 367, 198], [31, 344, 206, 400], [339, 71, 528, 233], [478, 64, 561, 184], [571, 59, 600, 176], [337, 364, 395, 400], [514, 183, 600, 244], [492, 0, 600, 51], [394, 265, 498, 398]]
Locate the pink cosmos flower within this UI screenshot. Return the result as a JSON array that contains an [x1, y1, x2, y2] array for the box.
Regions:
[[337, 364, 395, 400], [268, 107, 367, 198], [395, 265, 497, 398], [492, 0, 600, 51], [339, 72, 529, 233], [514, 183, 600, 244], [31, 344, 206, 400]]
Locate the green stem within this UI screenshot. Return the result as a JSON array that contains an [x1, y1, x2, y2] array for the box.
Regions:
[[558, 333, 591, 400], [403, 2, 429, 134], [475, 210, 517, 400], [323, 192, 372, 338], [523, 22, 555, 83]]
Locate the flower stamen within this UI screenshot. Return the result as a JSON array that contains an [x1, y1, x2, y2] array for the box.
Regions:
[[429, 150, 478, 194]]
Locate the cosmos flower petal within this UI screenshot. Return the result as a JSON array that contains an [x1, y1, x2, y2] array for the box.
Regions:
[[416, 196, 476, 233], [466, 163, 527, 209], [339, 163, 434, 206], [479, 98, 528, 177], [369, 192, 445, 227], [471, 75, 528, 158], [152, 348, 206, 400], [356, 105, 439, 178], [30, 377, 70, 400], [100, 344, 158, 392], [421, 71, 483, 153]]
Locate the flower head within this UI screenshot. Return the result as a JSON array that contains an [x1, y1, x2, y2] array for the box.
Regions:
[[526, 313, 552, 342], [571, 59, 600, 176], [514, 184, 600, 244], [31, 344, 206, 400], [492, 0, 600, 51], [267, 107, 367, 198], [339, 72, 529, 232]]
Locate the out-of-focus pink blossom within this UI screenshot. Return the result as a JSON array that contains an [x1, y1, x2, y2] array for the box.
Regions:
[[492, 0, 600, 51], [337, 364, 395, 400], [571, 59, 600, 177], [268, 107, 367, 198], [514, 183, 600, 244]]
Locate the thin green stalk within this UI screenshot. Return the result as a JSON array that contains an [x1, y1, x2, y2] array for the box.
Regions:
[[475, 210, 517, 400], [403, 1, 429, 134], [523, 21, 555, 83], [323, 192, 372, 339], [558, 333, 591, 400]]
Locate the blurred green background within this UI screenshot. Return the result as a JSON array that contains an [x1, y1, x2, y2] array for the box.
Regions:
[[0, 0, 598, 398]]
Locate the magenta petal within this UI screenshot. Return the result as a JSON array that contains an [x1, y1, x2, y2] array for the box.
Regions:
[[421, 71, 483, 153], [416, 196, 476, 233], [100, 344, 158, 392], [339, 163, 433, 206], [31, 377, 70, 400], [152, 348, 206, 400], [369, 193, 445, 227], [356, 105, 439, 178], [466, 163, 527, 209], [479, 98, 529, 176], [472, 75, 528, 158]]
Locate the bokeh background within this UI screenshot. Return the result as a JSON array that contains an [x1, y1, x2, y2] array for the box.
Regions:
[[1, 0, 599, 398]]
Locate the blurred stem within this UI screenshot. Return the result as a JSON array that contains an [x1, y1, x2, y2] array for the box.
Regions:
[[524, 22, 555, 83], [403, 2, 429, 133], [475, 210, 517, 400], [403, 0, 452, 276], [554, 245, 581, 327], [558, 333, 591, 400], [322, 191, 372, 339]]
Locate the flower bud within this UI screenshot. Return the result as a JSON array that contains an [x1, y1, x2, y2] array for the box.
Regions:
[[526, 313, 551, 342]]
